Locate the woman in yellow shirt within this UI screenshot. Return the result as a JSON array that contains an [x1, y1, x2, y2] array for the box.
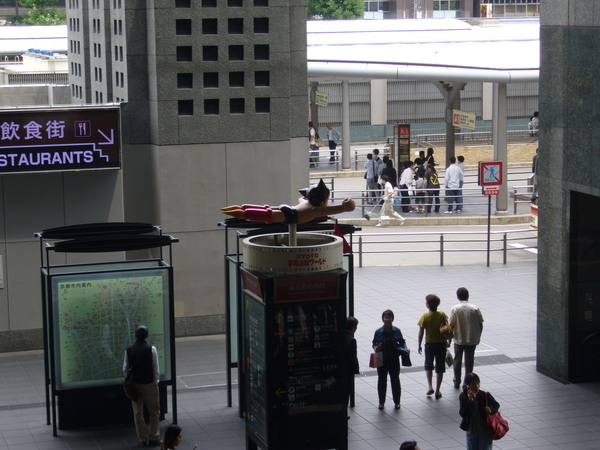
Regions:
[[417, 294, 451, 399]]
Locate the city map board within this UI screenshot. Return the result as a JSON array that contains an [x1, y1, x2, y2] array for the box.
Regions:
[[51, 267, 172, 390]]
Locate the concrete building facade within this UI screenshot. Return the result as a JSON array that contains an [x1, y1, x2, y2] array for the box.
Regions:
[[0, 0, 308, 351]]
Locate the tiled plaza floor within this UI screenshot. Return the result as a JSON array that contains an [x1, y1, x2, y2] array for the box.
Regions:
[[1, 261, 599, 449]]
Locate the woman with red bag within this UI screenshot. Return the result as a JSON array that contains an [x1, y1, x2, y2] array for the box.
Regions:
[[458, 373, 501, 449]]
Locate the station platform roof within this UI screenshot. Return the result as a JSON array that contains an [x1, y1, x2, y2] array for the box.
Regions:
[[307, 18, 540, 83], [0, 25, 67, 56]]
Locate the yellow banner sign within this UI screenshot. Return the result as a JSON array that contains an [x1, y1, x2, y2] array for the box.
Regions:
[[314, 91, 329, 107], [452, 109, 476, 130]]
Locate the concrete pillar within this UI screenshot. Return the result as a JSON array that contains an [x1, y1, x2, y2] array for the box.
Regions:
[[370, 79, 387, 126], [492, 82, 508, 215], [435, 81, 465, 165], [309, 82, 319, 126], [341, 80, 351, 170]]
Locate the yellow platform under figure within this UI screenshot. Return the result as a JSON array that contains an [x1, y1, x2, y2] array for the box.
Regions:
[[222, 179, 355, 225]]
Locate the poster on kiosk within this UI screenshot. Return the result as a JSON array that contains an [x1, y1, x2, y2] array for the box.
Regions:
[[241, 233, 348, 450]]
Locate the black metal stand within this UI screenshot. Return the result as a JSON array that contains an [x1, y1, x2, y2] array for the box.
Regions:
[[35, 223, 179, 437]]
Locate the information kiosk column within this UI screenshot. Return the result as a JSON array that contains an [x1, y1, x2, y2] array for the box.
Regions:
[[241, 232, 348, 450]]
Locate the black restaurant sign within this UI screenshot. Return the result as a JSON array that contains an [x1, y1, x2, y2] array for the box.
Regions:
[[0, 106, 121, 174]]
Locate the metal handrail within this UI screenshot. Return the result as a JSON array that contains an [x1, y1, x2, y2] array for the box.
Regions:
[[512, 184, 533, 214], [331, 186, 533, 217], [355, 228, 536, 267]]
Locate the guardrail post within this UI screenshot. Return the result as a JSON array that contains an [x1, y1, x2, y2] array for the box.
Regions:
[[440, 234, 444, 266], [513, 187, 517, 214], [359, 236, 363, 268], [503, 233, 507, 264], [331, 177, 335, 202]]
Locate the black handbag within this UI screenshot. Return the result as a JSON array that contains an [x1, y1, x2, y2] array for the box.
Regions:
[[399, 347, 412, 367], [124, 354, 140, 401], [124, 372, 139, 401]]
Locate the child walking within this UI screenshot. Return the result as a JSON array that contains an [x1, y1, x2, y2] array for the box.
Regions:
[[377, 175, 405, 227]]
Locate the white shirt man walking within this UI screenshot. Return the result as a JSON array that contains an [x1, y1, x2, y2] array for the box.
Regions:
[[448, 287, 484, 389]]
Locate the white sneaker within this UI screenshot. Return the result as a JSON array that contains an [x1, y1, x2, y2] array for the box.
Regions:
[[400, 219, 405, 226], [376, 223, 384, 227], [444, 211, 453, 214], [455, 210, 462, 214]]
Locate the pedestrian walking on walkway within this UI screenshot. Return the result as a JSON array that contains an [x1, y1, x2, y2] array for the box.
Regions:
[[372, 309, 410, 410], [377, 175, 404, 227], [459, 373, 500, 449], [417, 294, 451, 399], [449, 288, 484, 389]]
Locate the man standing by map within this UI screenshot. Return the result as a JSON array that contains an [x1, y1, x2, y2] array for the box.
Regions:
[[123, 325, 161, 447]]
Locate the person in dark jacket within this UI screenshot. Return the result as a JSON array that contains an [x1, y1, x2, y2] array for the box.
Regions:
[[345, 316, 360, 411], [381, 159, 398, 188], [123, 325, 161, 447], [372, 309, 410, 410], [459, 372, 500, 449]]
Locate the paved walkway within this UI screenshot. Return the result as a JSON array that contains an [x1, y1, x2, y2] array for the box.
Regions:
[[2, 260, 600, 449]]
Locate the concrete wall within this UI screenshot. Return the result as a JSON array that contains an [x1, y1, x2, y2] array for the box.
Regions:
[[0, 170, 124, 351]]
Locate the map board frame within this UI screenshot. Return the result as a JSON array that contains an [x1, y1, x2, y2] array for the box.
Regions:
[[45, 260, 174, 391]]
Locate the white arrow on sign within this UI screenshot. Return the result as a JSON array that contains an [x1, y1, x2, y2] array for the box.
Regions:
[[98, 129, 114, 145]]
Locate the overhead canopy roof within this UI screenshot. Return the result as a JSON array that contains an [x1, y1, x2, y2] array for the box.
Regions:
[[307, 18, 540, 83], [0, 25, 67, 56]]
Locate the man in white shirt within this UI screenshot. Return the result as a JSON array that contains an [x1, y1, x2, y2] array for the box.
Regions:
[[398, 160, 415, 213], [444, 156, 463, 214], [448, 287, 484, 389]]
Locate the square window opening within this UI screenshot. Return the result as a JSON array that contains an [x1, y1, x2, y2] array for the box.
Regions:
[[230, 98, 245, 114], [203, 72, 219, 88], [176, 19, 192, 35], [178, 100, 194, 116], [202, 18, 218, 34], [178, 73, 194, 89], [203, 46, 218, 61], [254, 44, 269, 60], [228, 18, 243, 34], [177, 46, 193, 61], [254, 18, 269, 33], [229, 45, 244, 61], [255, 71, 270, 86], [229, 72, 244, 87], [204, 99, 219, 115], [255, 97, 270, 113]]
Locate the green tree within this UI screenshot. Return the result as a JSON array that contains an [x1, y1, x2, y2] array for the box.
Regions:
[[307, 0, 364, 20], [6, 0, 66, 25]]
